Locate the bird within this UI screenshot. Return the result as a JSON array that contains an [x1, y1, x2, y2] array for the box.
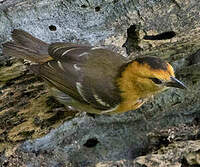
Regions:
[[2, 29, 186, 114]]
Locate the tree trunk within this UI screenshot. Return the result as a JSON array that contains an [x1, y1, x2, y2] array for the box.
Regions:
[[0, 0, 200, 166]]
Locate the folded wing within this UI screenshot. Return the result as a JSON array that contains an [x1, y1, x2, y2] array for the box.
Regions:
[[33, 43, 127, 110]]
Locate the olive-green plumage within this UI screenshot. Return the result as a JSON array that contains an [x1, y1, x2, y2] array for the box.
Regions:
[[2, 29, 186, 114]]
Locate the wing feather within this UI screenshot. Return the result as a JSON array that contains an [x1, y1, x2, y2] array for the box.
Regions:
[[36, 43, 127, 110], [48, 42, 92, 60]]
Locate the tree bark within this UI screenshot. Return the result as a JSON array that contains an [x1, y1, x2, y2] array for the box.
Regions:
[[0, 0, 200, 166]]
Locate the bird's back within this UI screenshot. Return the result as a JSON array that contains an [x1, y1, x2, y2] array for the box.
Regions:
[[36, 44, 127, 111]]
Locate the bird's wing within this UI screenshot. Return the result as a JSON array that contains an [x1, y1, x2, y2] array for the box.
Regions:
[[48, 42, 92, 60], [33, 44, 127, 110]]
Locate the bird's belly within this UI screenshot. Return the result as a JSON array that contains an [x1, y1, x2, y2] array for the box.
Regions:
[[107, 97, 149, 114], [50, 87, 103, 114], [50, 88, 149, 115]]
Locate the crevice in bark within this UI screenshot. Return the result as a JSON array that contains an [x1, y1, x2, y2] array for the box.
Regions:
[[143, 31, 176, 40], [122, 24, 142, 55]]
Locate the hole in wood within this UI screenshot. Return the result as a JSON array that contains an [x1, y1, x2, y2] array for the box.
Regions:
[[81, 4, 87, 8], [95, 6, 101, 12], [143, 31, 176, 40], [83, 138, 99, 148], [49, 25, 57, 31]]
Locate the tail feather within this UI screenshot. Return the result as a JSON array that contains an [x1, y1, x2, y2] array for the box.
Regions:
[[12, 29, 48, 55], [3, 42, 42, 63], [2, 29, 51, 63]]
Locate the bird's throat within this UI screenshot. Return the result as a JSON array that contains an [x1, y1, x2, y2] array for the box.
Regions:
[[111, 97, 146, 114]]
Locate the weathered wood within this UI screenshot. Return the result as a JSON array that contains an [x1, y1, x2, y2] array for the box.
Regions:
[[0, 0, 200, 166]]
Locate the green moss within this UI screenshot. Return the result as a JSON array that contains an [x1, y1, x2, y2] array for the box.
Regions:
[[0, 61, 25, 82]]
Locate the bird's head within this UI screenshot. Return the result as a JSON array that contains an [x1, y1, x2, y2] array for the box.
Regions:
[[118, 56, 186, 99]]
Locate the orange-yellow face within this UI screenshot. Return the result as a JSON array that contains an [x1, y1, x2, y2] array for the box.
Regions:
[[117, 57, 186, 100], [129, 61, 174, 94]]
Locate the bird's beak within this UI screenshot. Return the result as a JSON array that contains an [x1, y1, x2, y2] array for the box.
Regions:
[[165, 77, 187, 89]]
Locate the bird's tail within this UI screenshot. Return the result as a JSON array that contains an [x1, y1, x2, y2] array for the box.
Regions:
[[2, 29, 52, 64]]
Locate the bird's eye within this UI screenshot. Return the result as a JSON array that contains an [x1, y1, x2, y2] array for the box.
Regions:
[[149, 77, 162, 84]]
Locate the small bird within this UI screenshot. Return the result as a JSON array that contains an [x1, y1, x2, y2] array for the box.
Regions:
[[2, 29, 186, 114]]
